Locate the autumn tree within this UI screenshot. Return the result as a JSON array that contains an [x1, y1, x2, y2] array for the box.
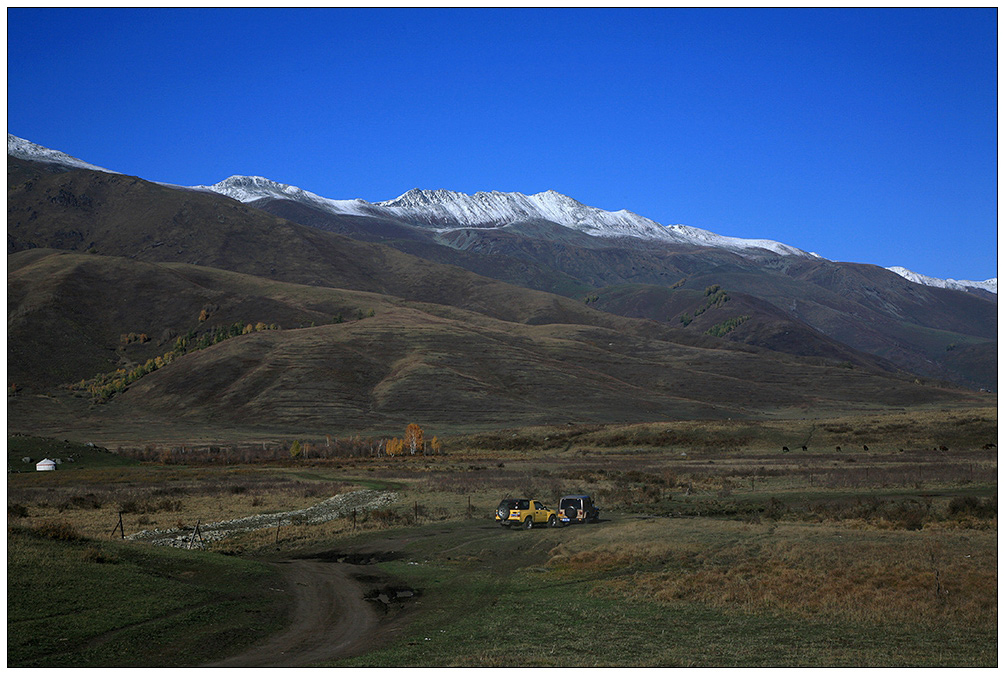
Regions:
[[386, 438, 404, 456], [289, 439, 302, 458], [405, 423, 424, 455]]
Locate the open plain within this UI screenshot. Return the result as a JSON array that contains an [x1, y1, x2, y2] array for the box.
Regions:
[[8, 407, 997, 667]]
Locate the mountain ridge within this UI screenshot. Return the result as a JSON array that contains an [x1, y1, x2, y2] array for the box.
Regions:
[[8, 133, 993, 292], [197, 173, 996, 294], [199, 175, 818, 258]]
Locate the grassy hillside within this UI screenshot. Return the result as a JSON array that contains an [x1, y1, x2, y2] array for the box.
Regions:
[[10, 267, 987, 442]]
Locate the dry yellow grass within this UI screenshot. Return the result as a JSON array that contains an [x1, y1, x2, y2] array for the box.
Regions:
[[547, 518, 996, 628]]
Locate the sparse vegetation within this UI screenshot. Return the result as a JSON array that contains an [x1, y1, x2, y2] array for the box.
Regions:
[[71, 318, 281, 402], [706, 314, 751, 337]]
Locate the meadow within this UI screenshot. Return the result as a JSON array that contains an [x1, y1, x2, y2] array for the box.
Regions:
[[7, 406, 997, 666]]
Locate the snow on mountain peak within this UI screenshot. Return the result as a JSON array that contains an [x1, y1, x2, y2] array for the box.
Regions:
[[7, 133, 115, 173], [13, 135, 990, 286], [194, 175, 372, 216], [886, 266, 997, 295]]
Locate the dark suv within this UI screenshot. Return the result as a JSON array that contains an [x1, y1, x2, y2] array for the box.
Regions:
[[558, 495, 600, 524]]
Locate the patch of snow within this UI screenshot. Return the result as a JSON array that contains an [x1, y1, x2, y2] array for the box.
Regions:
[[886, 266, 997, 295], [193, 175, 374, 216], [7, 134, 117, 173], [199, 178, 816, 258]]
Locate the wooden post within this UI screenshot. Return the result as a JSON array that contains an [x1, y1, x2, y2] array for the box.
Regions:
[[352, 509, 357, 530], [188, 520, 204, 550], [414, 501, 419, 523], [110, 512, 124, 539], [275, 520, 281, 546]]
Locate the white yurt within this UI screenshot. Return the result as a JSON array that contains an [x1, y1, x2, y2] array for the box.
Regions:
[[35, 458, 57, 471]]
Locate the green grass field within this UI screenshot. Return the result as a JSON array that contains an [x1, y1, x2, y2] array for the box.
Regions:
[[328, 518, 996, 667], [7, 524, 289, 667], [7, 411, 997, 667]]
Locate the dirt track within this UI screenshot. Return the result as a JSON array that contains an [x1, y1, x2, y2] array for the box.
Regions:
[[204, 554, 409, 667]]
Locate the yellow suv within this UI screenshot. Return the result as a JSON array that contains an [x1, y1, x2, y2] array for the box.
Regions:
[[496, 498, 559, 529]]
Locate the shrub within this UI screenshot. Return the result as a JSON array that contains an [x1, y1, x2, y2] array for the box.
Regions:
[[34, 520, 81, 541], [948, 495, 996, 519], [81, 546, 118, 564]]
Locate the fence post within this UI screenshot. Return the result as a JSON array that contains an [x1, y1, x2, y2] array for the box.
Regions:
[[110, 511, 124, 539]]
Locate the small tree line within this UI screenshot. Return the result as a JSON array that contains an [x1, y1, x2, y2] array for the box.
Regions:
[[384, 423, 442, 456], [677, 284, 730, 326], [705, 315, 751, 337], [71, 320, 280, 402], [118, 424, 443, 465]]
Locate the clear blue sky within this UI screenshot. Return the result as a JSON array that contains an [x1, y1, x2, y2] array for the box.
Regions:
[[8, 8, 998, 280]]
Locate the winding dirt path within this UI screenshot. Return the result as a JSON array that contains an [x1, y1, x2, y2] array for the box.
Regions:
[[204, 557, 406, 667]]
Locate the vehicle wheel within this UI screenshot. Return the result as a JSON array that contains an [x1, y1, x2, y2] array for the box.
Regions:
[[548, 514, 558, 528], [523, 517, 533, 529]]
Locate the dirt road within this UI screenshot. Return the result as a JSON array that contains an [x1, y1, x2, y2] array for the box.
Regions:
[[204, 554, 409, 667]]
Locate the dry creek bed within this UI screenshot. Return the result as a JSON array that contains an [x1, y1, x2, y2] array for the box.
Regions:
[[126, 489, 397, 547]]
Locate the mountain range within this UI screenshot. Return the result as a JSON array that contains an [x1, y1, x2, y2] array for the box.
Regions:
[[6, 134, 996, 440], [187, 167, 996, 390]]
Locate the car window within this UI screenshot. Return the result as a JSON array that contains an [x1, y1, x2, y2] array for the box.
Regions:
[[516, 499, 529, 509], [533, 501, 542, 510]]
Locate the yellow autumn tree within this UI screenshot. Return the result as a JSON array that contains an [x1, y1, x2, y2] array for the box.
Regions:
[[405, 423, 424, 455], [386, 438, 404, 456], [429, 436, 442, 455]]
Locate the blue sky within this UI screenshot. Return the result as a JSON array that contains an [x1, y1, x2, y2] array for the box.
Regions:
[[7, 8, 998, 280]]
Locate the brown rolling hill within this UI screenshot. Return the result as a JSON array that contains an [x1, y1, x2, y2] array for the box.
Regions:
[[6, 157, 991, 441], [7, 248, 983, 442], [242, 190, 996, 390]]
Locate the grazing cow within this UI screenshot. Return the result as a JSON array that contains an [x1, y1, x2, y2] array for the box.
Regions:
[[782, 446, 789, 453], [862, 444, 869, 452], [836, 446, 841, 451], [801, 445, 807, 451], [939, 445, 948, 452]]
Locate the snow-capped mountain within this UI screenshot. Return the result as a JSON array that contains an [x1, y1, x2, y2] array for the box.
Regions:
[[886, 266, 997, 295], [197, 176, 815, 258], [7, 133, 116, 174], [197, 175, 375, 217], [7, 134, 994, 293]]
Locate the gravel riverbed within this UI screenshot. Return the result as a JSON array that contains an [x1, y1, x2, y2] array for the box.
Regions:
[[126, 489, 397, 547]]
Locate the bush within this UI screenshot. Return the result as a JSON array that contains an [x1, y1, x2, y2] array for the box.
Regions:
[[8, 502, 29, 518], [948, 495, 996, 519], [34, 521, 81, 541], [81, 546, 118, 564]]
